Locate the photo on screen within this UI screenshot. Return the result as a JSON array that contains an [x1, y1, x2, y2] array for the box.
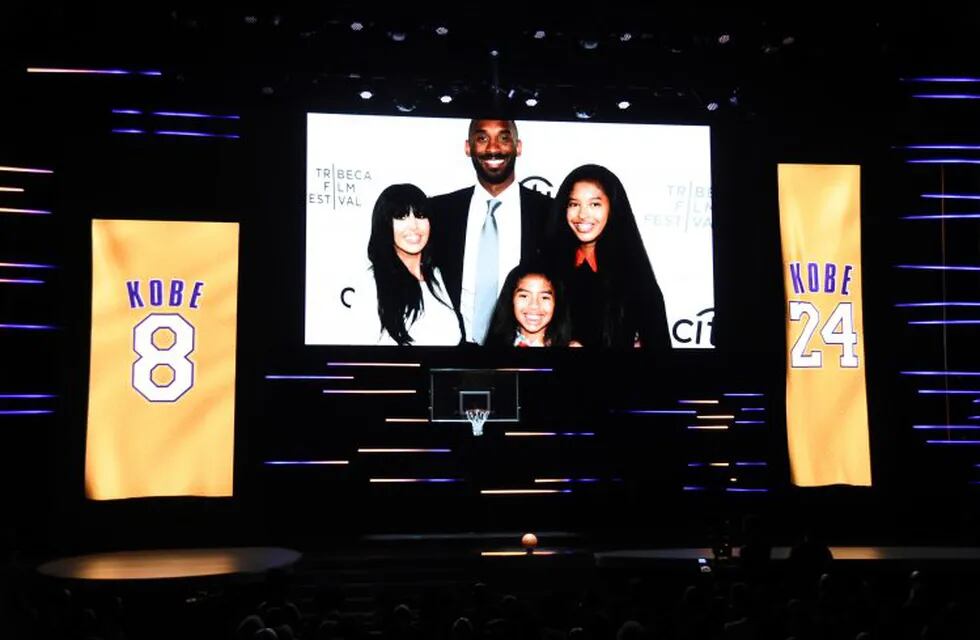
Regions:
[[305, 113, 713, 348]]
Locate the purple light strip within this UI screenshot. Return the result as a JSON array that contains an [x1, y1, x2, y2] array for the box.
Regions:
[[913, 425, 980, 430], [495, 367, 554, 372], [735, 462, 768, 467], [0, 394, 56, 399], [902, 214, 980, 220], [970, 416, 980, 420], [624, 409, 697, 415], [927, 440, 980, 445], [901, 371, 980, 376], [111, 109, 142, 115], [0, 262, 56, 269], [370, 478, 461, 483], [0, 207, 51, 215], [902, 77, 980, 83], [897, 265, 980, 271], [919, 389, 980, 395], [0, 410, 53, 415], [741, 407, 766, 412], [909, 320, 980, 325], [922, 193, 980, 199], [904, 145, 980, 150], [155, 130, 240, 139], [723, 393, 765, 397], [265, 375, 355, 380], [687, 462, 705, 467], [152, 111, 240, 120], [0, 324, 57, 330], [264, 460, 349, 465], [725, 487, 769, 493], [896, 302, 980, 308], [112, 128, 145, 134], [912, 94, 980, 99], [560, 432, 595, 436], [27, 67, 162, 76], [735, 420, 766, 425], [907, 159, 980, 165], [328, 361, 421, 368], [682, 486, 706, 491], [0, 278, 44, 284], [0, 166, 52, 174]]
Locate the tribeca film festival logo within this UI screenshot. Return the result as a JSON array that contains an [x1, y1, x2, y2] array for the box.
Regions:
[[645, 183, 712, 231], [308, 165, 373, 210]]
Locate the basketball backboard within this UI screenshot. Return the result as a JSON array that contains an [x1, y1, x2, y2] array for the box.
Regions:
[[429, 368, 520, 424]]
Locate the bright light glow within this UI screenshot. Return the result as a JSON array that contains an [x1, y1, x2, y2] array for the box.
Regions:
[[0, 207, 50, 215], [385, 418, 429, 423], [0, 278, 43, 284], [697, 414, 735, 420], [926, 440, 980, 445], [896, 302, 980, 308], [0, 166, 52, 174], [155, 130, 240, 139], [687, 425, 729, 430], [369, 478, 460, 483], [440, 95, 453, 104], [909, 320, 980, 325], [903, 77, 980, 82], [0, 324, 56, 330], [735, 420, 766, 425], [152, 111, 240, 120], [726, 487, 768, 493], [919, 390, 980, 395], [0, 394, 56, 399], [897, 264, 980, 271], [480, 489, 569, 494], [907, 159, 980, 165], [617, 100, 630, 110], [359, 90, 373, 100], [913, 425, 980, 430], [724, 393, 765, 397], [111, 109, 142, 115], [525, 97, 538, 107], [481, 550, 556, 556], [0, 409, 53, 415], [111, 129, 144, 134], [27, 67, 127, 75], [504, 432, 556, 437], [679, 400, 719, 404], [0, 187, 24, 192], [912, 94, 980, 99], [905, 145, 980, 150], [903, 214, 980, 220], [922, 193, 980, 199]]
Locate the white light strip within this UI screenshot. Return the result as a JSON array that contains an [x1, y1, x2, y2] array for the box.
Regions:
[[481, 550, 556, 556], [504, 431, 556, 437], [534, 478, 571, 483], [0, 166, 53, 174], [687, 425, 729, 430], [678, 400, 720, 405], [385, 418, 429, 423], [696, 414, 735, 419], [0, 187, 24, 192]]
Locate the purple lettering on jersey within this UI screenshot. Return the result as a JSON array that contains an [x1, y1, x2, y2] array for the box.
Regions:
[[170, 279, 185, 307], [824, 263, 837, 293], [126, 280, 144, 308], [789, 262, 804, 294], [149, 279, 163, 306], [189, 281, 204, 309], [807, 262, 820, 293], [842, 265, 853, 296]]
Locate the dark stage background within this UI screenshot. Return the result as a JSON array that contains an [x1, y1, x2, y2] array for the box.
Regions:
[[1, 6, 978, 556]]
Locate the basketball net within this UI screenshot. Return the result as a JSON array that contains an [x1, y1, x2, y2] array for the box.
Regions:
[[464, 408, 490, 437]]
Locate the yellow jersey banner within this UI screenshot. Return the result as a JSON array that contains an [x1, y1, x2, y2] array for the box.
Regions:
[[86, 219, 239, 500], [778, 164, 872, 487]]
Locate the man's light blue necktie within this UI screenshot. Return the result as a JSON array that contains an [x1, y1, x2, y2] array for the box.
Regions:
[[472, 198, 501, 343]]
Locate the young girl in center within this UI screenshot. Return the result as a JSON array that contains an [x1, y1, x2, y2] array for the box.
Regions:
[[484, 262, 576, 348]]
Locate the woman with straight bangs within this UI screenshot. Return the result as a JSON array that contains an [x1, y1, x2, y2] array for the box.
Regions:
[[358, 183, 463, 346], [546, 164, 670, 349]]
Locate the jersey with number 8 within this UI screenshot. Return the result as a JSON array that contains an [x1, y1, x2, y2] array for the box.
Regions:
[[132, 313, 195, 402]]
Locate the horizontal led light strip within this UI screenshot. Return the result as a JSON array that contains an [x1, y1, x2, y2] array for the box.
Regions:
[[504, 431, 555, 436], [0, 394, 56, 399], [323, 389, 416, 395], [735, 420, 766, 425], [264, 460, 349, 465], [922, 193, 980, 199], [328, 361, 421, 367], [0, 262, 56, 269], [0, 208, 51, 215], [0, 324, 57, 330], [913, 425, 980, 430], [0, 166, 53, 174], [27, 67, 162, 76], [678, 400, 719, 405], [687, 462, 730, 467], [495, 367, 554, 372], [385, 418, 429, 423], [897, 265, 980, 271], [265, 375, 354, 380], [918, 389, 980, 395], [723, 393, 765, 397], [156, 131, 240, 139], [480, 489, 571, 494], [534, 478, 599, 483], [902, 214, 980, 220], [909, 320, 980, 325], [0, 278, 44, 284], [903, 146, 980, 150], [907, 159, 980, 165], [697, 414, 734, 419], [912, 94, 980, 99], [152, 111, 240, 120], [0, 410, 54, 415], [481, 551, 557, 557], [741, 407, 766, 412], [926, 440, 980, 445], [687, 425, 729, 430], [369, 478, 460, 483], [357, 448, 451, 453], [725, 487, 769, 493], [623, 409, 697, 415], [0, 187, 24, 192], [901, 77, 980, 82], [896, 302, 980, 308]]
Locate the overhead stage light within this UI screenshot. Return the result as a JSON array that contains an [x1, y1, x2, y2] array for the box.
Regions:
[[440, 94, 453, 104], [359, 90, 373, 100], [350, 21, 364, 32], [533, 30, 546, 39], [706, 102, 720, 111], [617, 100, 630, 110], [525, 96, 538, 107], [435, 25, 449, 36]]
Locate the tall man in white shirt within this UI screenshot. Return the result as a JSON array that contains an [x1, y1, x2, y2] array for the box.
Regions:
[[429, 119, 554, 344]]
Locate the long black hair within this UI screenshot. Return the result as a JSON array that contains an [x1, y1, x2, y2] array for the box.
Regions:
[[545, 164, 670, 348], [367, 183, 446, 345], [484, 261, 573, 347]]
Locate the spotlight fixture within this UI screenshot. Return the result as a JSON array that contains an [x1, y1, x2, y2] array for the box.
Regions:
[[617, 100, 630, 110], [435, 25, 449, 36], [525, 96, 539, 107], [350, 21, 364, 32], [439, 94, 453, 104], [706, 101, 719, 111], [533, 30, 546, 39], [244, 15, 258, 25], [580, 39, 599, 50], [574, 108, 594, 120], [489, 48, 500, 57], [359, 90, 373, 100], [782, 35, 796, 46], [395, 100, 416, 113], [620, 32, 633, 42], [389, 31, 407, 42]]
